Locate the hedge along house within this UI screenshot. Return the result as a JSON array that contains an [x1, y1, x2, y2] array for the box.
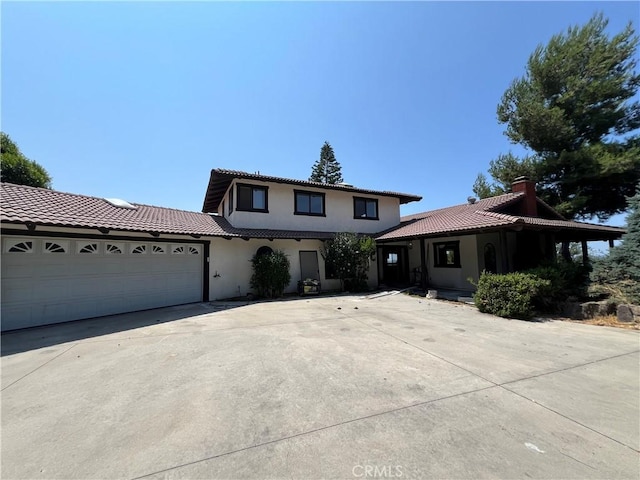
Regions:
[[375, 177, 625, 293], [1, 170, 420, 331]]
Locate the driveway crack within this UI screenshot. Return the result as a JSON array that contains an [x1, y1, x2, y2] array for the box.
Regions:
[[344, 312, 640, 454], [1, 343, 77, 392], [131, 384, 496, 479]]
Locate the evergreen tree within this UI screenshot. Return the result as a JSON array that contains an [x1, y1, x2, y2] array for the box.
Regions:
[[1, 132, 52, 188], [473, 13, 640, 220], [591, 186, 640, 303], [473, 153, 539, 199], [309, 141, 343, 184]]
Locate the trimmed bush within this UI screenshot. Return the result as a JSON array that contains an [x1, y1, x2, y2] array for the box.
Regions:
[[474, 272, 550, 320], [250, 250, 291, 298]]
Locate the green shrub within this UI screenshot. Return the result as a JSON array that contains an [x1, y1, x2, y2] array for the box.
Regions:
[[525, 261, 590, 307], [322, 232, 376, 292], [250, 250, 291, 298], [474, 272, 550, 320]]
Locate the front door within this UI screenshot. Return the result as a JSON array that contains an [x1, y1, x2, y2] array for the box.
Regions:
[[299, 250, 320, 281], [381, 246, 409, 286]]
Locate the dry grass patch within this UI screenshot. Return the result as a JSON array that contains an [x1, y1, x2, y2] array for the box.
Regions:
[[569, 314, 640, 330]]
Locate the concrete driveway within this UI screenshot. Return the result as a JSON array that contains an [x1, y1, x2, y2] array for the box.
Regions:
[[2, 294, 639, 479]]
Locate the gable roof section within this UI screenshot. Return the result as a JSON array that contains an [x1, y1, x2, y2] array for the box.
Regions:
[[377, 192, 625, 241], [0, 183, 338, 240], [202, 168, 422, 212]]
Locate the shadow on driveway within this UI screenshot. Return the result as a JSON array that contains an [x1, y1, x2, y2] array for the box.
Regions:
[[1, 301, 249, 356]]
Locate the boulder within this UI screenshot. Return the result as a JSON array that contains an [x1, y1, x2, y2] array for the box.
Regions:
[[560, 300, 617, 320], [617, 304, 635, 323]]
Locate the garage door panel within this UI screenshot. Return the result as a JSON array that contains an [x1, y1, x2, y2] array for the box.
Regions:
[[69, 262, 102, 275], [2, 278, 36, 303], [40, 303, 71, 323], [1, 304, 32, 328], [2, 263, 39, 280], [1, 237, 204, 330], [33, 282, 72, 302]]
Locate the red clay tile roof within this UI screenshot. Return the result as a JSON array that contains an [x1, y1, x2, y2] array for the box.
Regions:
[[1, 183, 231, 236], [377, 192, 625, 241], [0, 183, 337, 240], [202, 168, 422, 212]]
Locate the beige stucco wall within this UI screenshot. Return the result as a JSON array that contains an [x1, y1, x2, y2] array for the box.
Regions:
[[475, 232, 503, 274], [399, 236, 479, 291], [218, 180, 401, 234], [207, 237, 378, 299]]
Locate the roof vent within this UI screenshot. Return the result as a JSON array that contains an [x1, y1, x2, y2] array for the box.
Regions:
[[104, 198, 137, 209], [467, 196, 477, 204]]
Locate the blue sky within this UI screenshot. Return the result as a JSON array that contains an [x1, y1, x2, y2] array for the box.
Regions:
[[2, 1, 638, 224]]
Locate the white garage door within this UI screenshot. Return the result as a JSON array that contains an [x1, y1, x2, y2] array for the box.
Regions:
[[1, 236, 204, 331]]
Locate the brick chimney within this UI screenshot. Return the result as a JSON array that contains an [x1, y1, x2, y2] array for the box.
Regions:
[[512, 176, 537, 217]]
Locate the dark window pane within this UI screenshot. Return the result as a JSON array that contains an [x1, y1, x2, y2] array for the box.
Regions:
[[310, 195, 323, 214], [297, 193, 310, 213], [434, 241, 460, 268], [446, 249, 455, 264], [253, 189, 265, 210], [366, 200, 377, 218], [354, 197, 377, 219], [238, 185, 251, 210]]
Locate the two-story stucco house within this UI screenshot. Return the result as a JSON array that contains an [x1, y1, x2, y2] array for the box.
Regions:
[[0, 170, 624, 331], [0, 169, 420, 330], [200, 169, 421, 298]]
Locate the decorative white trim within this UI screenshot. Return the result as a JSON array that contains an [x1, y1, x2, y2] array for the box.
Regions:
[[172, 245, 186, 255], [77, 242, 99, 254], [5, 239, 34, 253], [106, 243, 124, 254], [44, 240, 69, 254], [151, 245, 166, 254], [131, 244, 147, 254]]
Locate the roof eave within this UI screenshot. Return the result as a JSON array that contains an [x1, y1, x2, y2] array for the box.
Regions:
[[202, 169, 421, 212]]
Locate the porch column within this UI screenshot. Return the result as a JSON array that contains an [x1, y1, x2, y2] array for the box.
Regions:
[[609, 239, 615, 248], [581, 240, 589, 265], [420, 238, 427, 288], [500, 231, 510, 272]]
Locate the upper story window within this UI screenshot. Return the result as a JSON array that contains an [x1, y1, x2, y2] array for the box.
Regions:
[[434, 241, 461, 268], [353, 197, 378, 220], [237, 183, 268, 213], [228, 187, 234, 215], [295, 190, 325, 216]]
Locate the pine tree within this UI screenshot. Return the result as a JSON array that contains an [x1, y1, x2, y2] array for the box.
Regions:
[[309, 141, 343, 184], [473, 13, 640, 220]]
